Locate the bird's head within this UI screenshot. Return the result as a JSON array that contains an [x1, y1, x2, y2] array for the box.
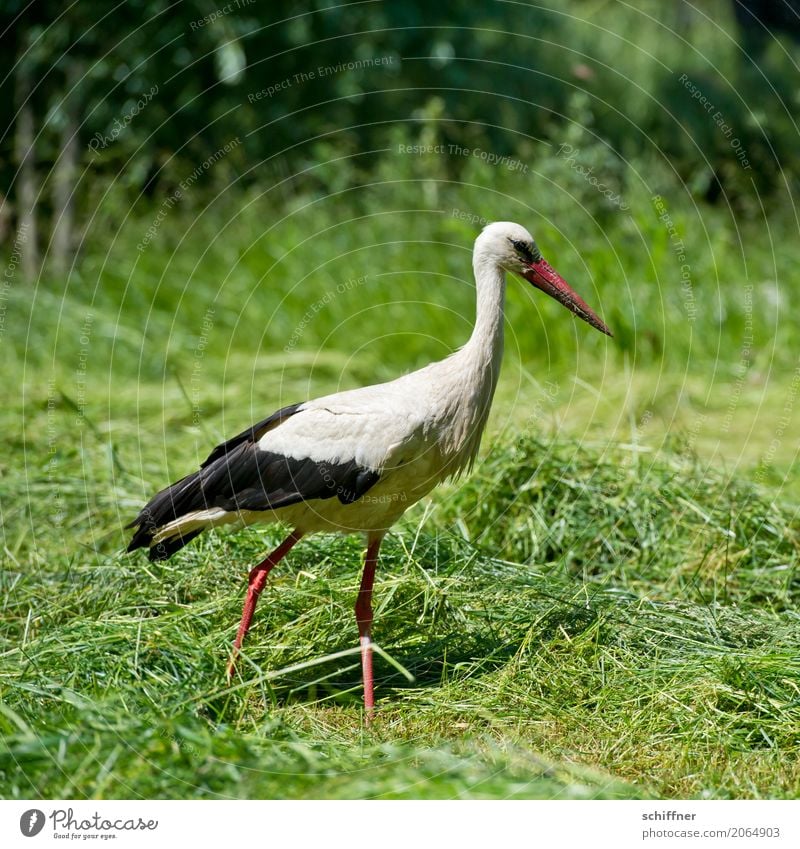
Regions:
[[476, 221, 612, 337]]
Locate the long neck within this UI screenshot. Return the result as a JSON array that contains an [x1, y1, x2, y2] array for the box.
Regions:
[[437, 248, 506, 475], [436, 253, 506, 472], [463, 254, 506, 381]]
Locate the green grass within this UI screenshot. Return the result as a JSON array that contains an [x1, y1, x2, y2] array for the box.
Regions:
[[2, 433, 799, 799], [2, 170, 800, 797]]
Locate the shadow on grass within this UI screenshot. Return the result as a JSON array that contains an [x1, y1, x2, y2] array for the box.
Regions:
[[201, 600, 604, 718]]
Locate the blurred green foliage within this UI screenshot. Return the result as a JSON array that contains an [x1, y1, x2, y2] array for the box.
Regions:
[[3, 0, 800, 224]]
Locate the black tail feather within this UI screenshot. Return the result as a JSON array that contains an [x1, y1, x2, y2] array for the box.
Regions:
[[126, 469, 208, 559], [146, 529, 203, 562], [126, 404, 305, 561]]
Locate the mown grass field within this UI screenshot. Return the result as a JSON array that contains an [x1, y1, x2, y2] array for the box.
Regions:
[[2, 176, 800, 798]]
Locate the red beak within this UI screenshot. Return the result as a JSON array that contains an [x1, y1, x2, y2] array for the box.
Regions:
[[522, 259, 612, 337]]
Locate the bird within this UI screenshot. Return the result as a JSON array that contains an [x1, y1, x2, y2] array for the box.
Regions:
[[126, 221, 611, 720]]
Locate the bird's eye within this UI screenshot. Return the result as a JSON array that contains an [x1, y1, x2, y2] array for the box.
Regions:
[[510, 239, 534, 262]]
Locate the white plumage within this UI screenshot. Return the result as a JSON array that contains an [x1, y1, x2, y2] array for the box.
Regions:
[[127, 221, 611, 720]]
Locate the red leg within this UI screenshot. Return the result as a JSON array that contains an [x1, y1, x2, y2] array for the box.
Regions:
[[226, 530, 303, 680], [355, 535, 383, 722]]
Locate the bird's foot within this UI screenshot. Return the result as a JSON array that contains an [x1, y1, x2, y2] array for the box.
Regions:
[[225, 645, 241, 682], [360, 635, 375, 724]]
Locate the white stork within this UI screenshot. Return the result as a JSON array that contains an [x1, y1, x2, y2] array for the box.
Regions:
[[127, 221, 611, 719]]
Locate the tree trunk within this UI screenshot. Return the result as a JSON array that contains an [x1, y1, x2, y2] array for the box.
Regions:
[[51, 61, 82, 278], [0, 193, 11, 245], [14, 62, 39, 281]]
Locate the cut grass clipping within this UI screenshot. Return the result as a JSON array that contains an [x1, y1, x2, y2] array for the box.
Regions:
[[2, 437, 798, 799]]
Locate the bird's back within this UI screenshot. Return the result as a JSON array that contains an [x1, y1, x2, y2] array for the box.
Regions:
[[127, 346, 496, 559]]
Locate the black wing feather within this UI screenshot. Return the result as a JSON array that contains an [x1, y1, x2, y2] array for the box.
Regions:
[[201, 402, 302, 467], [126, 402, 381, 561]]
